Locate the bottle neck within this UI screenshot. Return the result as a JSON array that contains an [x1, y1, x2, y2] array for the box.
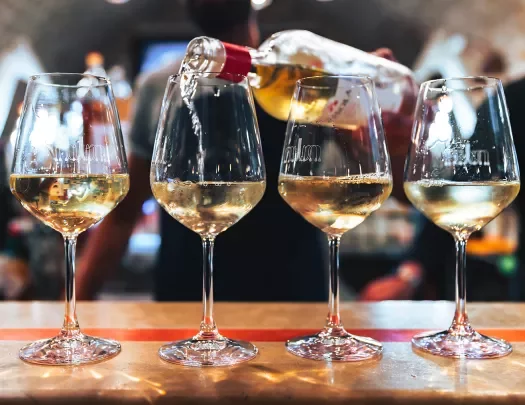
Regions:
[[182, 36, 256, 78], [217, 42, 253, 79]]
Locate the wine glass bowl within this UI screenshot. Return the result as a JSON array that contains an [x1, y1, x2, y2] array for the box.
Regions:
[[151, 72, 265, 367], [11, 73, 129, 365], [278, 75, 392, 361], [404, 76, 519, 359]]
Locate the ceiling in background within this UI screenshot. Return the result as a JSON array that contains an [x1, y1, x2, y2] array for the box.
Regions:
[[0, 0, 523, 77]]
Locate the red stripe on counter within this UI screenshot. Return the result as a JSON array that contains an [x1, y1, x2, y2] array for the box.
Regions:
[[0, 328, 524, 342]]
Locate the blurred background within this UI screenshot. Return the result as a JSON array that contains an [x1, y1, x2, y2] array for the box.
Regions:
[[0, 0, 522, 302]]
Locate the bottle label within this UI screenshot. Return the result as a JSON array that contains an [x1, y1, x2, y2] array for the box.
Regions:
[[316, 80, 404, 128], [217, 42, 252, 82], [316, 85, 365, 129], [375, 83, 404, 112]]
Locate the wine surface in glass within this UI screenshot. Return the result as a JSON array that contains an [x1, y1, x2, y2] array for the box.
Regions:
[[10, 174, 129, 235], [278, 175, 392, 236], [151, 180, 266, 237], [404, 180, 520, 234]]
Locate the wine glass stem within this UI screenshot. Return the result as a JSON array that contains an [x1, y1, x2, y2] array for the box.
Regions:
[[199, 236, 219, 339], [63, 235, 80, 333], [326, 235, 342, 329], [450, 236, 472, 334]]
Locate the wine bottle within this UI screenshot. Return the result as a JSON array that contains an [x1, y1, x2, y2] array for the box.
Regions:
[[180, 30, 417, 122]]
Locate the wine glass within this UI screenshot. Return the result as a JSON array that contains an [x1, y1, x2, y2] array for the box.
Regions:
[[404, 77, 520, 358], [151, 72, 266, 367], [278, 75, 393, 361], [11, 73, 129, 365]]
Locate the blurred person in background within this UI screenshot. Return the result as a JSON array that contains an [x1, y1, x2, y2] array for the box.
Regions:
[[76, 0, 328, 301], [76, 0, 406, 302]]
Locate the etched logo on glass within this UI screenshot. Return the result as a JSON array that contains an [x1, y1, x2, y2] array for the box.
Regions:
[[283, 138, 322, 164], [442, 141, 490, 167], [24, 140, 116, 172]]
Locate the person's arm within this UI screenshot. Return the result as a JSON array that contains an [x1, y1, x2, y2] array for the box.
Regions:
[[359, 260, 423, 301], [76, 154, 151, 300], [75, 70, 162, 299], [360, 219, 450, 301]]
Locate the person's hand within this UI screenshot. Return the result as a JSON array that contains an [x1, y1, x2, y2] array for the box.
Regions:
[[360, 275, 414, 301], [359, 261, 423, 301]]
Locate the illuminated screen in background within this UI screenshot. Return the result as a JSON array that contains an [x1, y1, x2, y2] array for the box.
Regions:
[[138, 41, 189, 75], [135, 38, 191, 225]]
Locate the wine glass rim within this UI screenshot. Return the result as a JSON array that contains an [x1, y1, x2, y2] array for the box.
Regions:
[[29, 73, 111, 88], [296, 75, 373, 89], [168, 72, 248, 85], [422, 76, 501, 90]]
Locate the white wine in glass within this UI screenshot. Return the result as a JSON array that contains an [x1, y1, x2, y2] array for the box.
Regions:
[[151, 180, 265, 236], [10, 174, 129, 235], [279, 75, 392, 361], [405, 77, 520, 359], [11, 73, 129, 365], [279, 175, 392, 236], [405, 180, 520, 236], [151, 72, 266, 367]]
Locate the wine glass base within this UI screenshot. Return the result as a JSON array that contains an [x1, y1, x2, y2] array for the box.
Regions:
[[286, 329, 383, 362], [19, 332, 121, 366], [412, 330, 512, 359], [158, 337, 258, 367]]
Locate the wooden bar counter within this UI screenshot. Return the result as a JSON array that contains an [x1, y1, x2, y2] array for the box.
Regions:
[[0, 301, 524, 404]]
